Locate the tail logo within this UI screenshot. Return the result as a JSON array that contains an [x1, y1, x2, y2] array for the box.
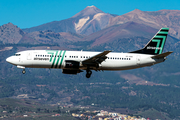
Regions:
[[146, 28, 169, 54], [130, 28, 169, 55]]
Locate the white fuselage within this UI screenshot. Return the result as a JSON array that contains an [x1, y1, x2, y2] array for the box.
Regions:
[[6, 50, 164, 71]]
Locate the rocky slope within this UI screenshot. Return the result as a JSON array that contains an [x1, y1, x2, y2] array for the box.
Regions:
[[23, 6, 115, 35], [0, 23, 25, 44], [109, 9, 180, 39]]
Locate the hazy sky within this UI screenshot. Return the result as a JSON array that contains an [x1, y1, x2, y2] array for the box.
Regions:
[[0, 0, 180, 29]]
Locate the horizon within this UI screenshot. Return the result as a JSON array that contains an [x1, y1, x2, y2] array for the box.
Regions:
[[0, 0, 180, 29]]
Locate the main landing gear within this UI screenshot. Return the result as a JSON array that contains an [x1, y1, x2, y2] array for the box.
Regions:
[[22, 69, 26, 74], [86, 69, 92, 78]]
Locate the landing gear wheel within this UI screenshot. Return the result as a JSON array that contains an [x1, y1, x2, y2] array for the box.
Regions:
[[22, 69, 26, 74], [86, 73, 91, 78], [86, 70, 92, 78]]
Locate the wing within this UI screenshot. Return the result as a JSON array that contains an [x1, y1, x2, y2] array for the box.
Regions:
[[82, 50, 111, 67]]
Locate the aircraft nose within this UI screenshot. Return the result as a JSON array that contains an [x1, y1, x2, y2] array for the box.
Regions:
[[6, 57, 13, 64]]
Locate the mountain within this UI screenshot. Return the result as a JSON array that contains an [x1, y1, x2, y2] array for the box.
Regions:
[[0, 23, 25, 44], [71, 5, 115, 35], [0, 23, 85, 48], [109, 9, 180, 39], [72, 5, 104, 18], [82, 22, 157, 47], [23, 7, 180, 40], [23, 6, 115, 35]]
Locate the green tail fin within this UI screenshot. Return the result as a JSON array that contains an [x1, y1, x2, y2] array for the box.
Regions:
[[130, 28, 169, 55]]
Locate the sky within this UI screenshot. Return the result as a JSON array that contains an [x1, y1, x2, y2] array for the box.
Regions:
[[0, 0, 180, 29]]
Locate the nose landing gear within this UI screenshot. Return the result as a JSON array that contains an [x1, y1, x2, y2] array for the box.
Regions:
[[22, 69, 26, 74], [86, 69, 92, 78]]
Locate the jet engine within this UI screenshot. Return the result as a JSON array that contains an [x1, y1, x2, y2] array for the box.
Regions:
[[64, 60, 79, 69]]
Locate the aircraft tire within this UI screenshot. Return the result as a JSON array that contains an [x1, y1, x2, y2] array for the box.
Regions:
[[86, 73, 91, 78], [86, 69, 92, 78], [22, 70, 26, 74]]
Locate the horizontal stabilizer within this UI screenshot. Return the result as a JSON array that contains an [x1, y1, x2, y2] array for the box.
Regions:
[[151, 51, 173, 59]]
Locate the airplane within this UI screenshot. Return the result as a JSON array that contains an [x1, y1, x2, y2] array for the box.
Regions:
[[6, 28, 173, 78]]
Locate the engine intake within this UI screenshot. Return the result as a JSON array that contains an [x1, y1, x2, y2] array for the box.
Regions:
[[65, 60, 79, 69]]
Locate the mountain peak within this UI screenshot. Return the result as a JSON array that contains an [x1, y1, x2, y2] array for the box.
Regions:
[[1, 22, 18, 28], [126, 9, 145, 16], [72, 6, 104, 18], [133, 9, 142, 12], [87, 5, 95, 8], [0, 23, 24, 44], [130, 9, 144, 14]]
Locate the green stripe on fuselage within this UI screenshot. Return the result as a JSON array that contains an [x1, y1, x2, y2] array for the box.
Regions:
[[55, 51, 62, 68], [51, 51, 58, 68], [46, 50, 57, 62], [59, 51, 66, 68]]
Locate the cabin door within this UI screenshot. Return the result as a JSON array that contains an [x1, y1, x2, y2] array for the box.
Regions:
[[27, 52, 32, 60], [136, 55, 141, 65]]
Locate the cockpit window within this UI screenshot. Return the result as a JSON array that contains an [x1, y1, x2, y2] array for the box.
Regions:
[[15, 54, 21, 56]]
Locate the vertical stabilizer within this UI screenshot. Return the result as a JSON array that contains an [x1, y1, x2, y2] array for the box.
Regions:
[[130, 28, 169, 55]]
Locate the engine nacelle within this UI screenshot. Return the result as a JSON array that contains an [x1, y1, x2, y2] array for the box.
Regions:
[[64, 60, 79, 69], [62, 60, 83, 74], [62, 69, 78, 74]]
